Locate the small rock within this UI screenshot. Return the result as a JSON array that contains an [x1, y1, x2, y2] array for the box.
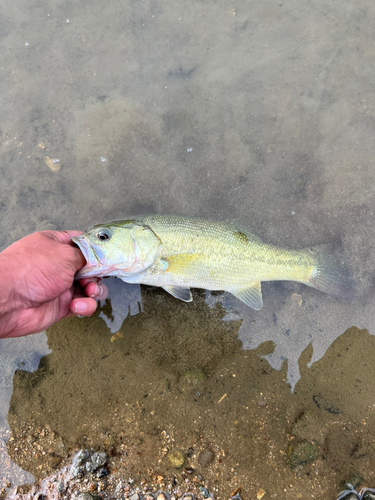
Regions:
[[77, 494, 94, 500], [183, 368, 207, 382], [144, 494, 156, 500], [167, 450, 185, 469], [157, 493, 170, 500], [45, 156, 61, 172], [340, 474, 363, 491], [114, 481, 127, 496], [96, 467, 109, 478], [256, 489, 266, 500], [199, 486, 210, 498], [56, 481, 66, 495], [55, 437, 68, 457], [73, 449, 90, 467], [86, 452, 107, 472], [70, 465, 85, 479], [178, 368, 208, 394], [198, 449, 214, 467], [286, 441, 320, 468], [174, 487, 183, 497], [71, 449, 90, 478]]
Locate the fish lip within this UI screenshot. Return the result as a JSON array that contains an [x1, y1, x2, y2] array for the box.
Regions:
[[72, 235, 103, 279], [72, 235, 95, 264]]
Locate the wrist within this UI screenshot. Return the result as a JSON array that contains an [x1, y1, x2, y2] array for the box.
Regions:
[[0, 252, 20, 335]]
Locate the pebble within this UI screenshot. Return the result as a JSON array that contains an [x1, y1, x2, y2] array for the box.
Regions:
[[157, 493, 170, 500], [167, 450, 184, 469], [199, 486, 210, 498], [86, 452, 107, 472], [96, 467, 109, 478], [286, 441, 320, 468], [198, 449, 214, 467], [5, 449, 233, 500], [73, 449, 90, 467], [45, 156, 61, 172], [144, 494, 156, 500]]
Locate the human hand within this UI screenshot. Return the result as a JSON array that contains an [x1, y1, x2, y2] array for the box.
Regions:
[[0, 230, 108, 338]]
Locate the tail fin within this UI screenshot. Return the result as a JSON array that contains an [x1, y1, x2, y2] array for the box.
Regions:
[[306, 246, 355, 303]]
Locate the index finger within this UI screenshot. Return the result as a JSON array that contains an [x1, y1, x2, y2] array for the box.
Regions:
[[60, 230, 84, 243], [53, 230, 87, 270]]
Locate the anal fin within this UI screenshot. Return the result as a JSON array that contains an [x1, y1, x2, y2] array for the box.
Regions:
[[163, 285, 193, 302], [229, 282, 263, 310]]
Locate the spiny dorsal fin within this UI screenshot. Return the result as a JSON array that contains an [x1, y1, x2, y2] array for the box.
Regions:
[[163, 285, 193, 302], [229, 282, 263, 310]]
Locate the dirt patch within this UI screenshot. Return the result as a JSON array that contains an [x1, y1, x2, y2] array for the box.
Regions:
[[6, 289, 375, 499]]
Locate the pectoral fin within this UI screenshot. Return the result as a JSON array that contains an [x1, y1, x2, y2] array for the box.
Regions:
[[163, 285, 193, 302], [229, 282, 263, 310], [161, 253, 205, 275]]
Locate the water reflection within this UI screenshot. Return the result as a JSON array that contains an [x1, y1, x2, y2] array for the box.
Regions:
[[0, 334, 50, 492], [98, 279, 143, 333]]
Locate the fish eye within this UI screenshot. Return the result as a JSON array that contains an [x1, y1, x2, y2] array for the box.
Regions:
[[97, 228, 112, 242]]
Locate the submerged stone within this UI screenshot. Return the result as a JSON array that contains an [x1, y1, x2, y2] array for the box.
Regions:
[[73, 449, 90, 467], [198, 449, 215, 467], [167, 450, 185, 469], [286, 441, 320, 469], [86, 452, 107, 472]]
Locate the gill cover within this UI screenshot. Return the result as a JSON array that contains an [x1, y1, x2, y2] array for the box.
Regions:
[[74, 221, 161, 279], [124, 222, 161, 275]]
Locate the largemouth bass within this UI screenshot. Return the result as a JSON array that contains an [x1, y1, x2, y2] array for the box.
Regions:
[[72, 215, 354, 310]]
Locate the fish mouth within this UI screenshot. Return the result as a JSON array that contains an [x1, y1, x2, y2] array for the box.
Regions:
[[72, 235, 104, 279]]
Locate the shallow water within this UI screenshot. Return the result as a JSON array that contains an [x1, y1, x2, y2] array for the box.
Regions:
[[1, 0, 375, 497]]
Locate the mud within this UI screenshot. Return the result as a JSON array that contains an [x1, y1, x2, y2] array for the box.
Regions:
[[5, 291, 375, 499]]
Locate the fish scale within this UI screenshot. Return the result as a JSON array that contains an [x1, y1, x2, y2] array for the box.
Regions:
[[73, 214, 355, 310], [139, 215, 313, 286]]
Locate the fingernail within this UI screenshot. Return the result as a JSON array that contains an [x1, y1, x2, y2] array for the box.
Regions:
[[75, 302, 87, 313], [91, 284, 101, 298]]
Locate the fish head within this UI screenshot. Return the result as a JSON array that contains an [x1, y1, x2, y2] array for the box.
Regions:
[[72, 220, 161, 279]]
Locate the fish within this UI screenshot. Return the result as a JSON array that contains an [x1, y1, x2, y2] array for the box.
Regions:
[[72, 214, 355, 310]]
